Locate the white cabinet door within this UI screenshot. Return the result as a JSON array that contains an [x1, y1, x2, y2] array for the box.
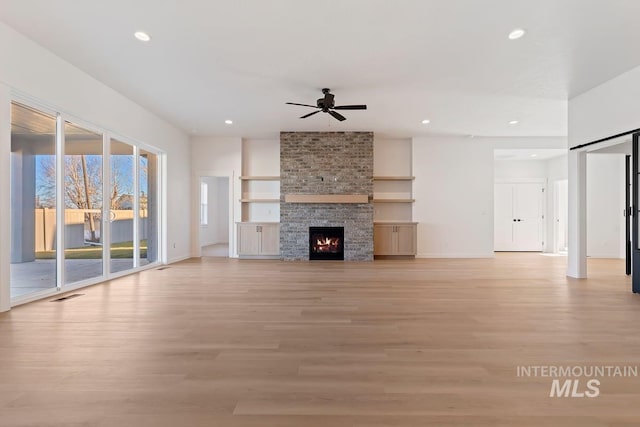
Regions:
[[494, 183, 543, 252]]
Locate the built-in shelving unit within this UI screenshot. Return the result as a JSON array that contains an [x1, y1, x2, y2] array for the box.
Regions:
[[373, 139, 416, 256], [237, 140, 281, 258]]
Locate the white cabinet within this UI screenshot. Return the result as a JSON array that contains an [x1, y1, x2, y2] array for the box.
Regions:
[[237, 222, 280, 258], [374, 223, 417, 256]]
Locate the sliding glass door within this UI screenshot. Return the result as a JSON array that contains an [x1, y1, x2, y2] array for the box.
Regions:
[[9, 100, 163, 302]]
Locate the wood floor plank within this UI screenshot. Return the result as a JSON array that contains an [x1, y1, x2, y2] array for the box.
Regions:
[[0, 254, 639, 426]]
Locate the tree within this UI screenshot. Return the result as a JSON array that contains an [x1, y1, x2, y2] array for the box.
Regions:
[[37, 154, 134, 242]]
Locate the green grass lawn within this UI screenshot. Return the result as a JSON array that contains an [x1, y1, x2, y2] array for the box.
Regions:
[[36, 240, 148, 260]]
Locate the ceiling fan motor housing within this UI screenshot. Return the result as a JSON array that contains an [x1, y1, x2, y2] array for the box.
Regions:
[[317, 92, 335, 111]]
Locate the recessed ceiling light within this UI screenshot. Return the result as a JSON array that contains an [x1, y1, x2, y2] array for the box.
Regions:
[[134, 31, 151, 42], [530, 154, 538, 158], [509, 120, 519, 125], [421, 119, 430, 124], [225, 119, 233, 125], [508, 28, 526, 40]]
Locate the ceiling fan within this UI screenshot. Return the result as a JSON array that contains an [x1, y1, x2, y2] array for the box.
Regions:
[[286, 88, 367, 121]]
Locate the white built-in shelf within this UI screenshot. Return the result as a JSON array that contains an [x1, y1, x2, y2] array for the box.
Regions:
[[373, 176, 415, 181], [239, 176, 281, 181], [372, 198, 415, 203], [239, 198, 280, 203]]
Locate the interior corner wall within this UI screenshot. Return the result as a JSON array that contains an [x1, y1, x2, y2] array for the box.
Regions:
[[586, 154, 625, 258], [0, 22, 192, 309], [190, 137, 242, 257], [412, 136, 566, 258]]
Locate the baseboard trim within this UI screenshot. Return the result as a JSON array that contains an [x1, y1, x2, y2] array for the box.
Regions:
[[416, 253, 496, 259], [587, 254, 624, 259], [168, 255, 193, 264]]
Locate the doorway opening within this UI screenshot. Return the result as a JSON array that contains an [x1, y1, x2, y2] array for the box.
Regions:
[[493, 149, 567, 254], [199, 176, 230, 257]]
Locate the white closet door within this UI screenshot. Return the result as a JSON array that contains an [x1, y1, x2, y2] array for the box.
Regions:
[[513, 183, 544, 251], [495, 182, 544, 252], [494, 183, 515, 251]]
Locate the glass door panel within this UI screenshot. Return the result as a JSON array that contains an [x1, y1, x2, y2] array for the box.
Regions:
[[110, 139, 135, 273], [64, 122, 104, 284], [9, 102, 57, 298]]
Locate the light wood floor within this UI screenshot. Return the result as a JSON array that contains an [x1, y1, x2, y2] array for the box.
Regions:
[[0, 254, 638, 426]]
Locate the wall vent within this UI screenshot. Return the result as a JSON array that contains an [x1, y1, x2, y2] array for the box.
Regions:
[[50, 294, 84, 302]]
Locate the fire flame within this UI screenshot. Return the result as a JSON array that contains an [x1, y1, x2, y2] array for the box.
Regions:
[[314, 236, 340, 252]]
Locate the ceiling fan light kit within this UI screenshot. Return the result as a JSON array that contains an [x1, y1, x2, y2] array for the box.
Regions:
[[286, 88, 367, 121]]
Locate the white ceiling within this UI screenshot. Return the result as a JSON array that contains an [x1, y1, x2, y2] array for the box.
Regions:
[[2, 0, 640, 139]]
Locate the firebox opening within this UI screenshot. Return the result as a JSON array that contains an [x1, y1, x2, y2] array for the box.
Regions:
[[309, 226, 344, 260]]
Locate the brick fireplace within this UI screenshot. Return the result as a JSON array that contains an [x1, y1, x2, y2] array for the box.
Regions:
[[280, 131, 374, 261]]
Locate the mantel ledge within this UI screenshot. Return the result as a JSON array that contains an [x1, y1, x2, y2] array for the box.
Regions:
[[284, 194, 369, 204]]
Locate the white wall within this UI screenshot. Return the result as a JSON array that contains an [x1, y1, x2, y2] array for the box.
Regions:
[[547, 155, 568, 181], [412, 136, 566, 258], [494, 159, 547, 181], [570, 64, 640, 147], [586, 154, 625, 258], [0, 22, 191, 311], [191, 137, 242, 257]]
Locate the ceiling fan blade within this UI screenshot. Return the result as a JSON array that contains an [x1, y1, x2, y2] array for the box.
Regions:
[[300, 110, 321, 119], [333, 105, 367, 110], [328, 110, 346, 121], [286, 102, 319, 108]]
